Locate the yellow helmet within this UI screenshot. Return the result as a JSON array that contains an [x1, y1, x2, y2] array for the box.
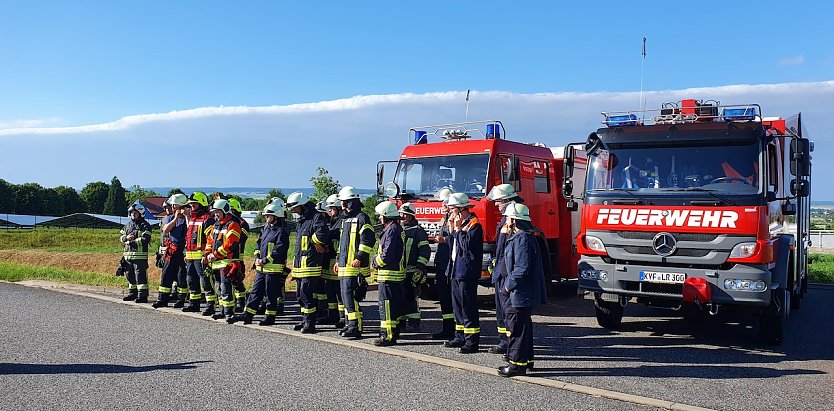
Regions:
[[187, 191, 209, 207], [228, 198, 242, 213]]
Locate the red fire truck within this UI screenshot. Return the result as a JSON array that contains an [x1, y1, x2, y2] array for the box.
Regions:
[[562, 99, 813, 344], [376, 120, 581, 293]]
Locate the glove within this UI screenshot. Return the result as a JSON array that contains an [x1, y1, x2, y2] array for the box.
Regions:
[[488, 258, 496, 275], [412, 270, 427, 287], [154, 252, 164, 269], [355, 274, 369, 302]]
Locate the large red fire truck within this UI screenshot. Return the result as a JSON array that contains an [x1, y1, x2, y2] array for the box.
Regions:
[[562, 99, 813, 344], [376, 120, 581, 293]]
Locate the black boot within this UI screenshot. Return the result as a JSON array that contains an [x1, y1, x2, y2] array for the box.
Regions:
[[232, 312, 253, 325], [432, 319, 456, 340], [301, 323, 316, 334], [256, 301, 267, 315], [341, 326, 361, 339], [152, 293, 170, 309], [276, 303, 284, 316], [201, 303, 215, 317], [498, 364, 527, 377], [134, 290, 149, 304], [172, 293, 186, 308], [182, 300, 200, 312], [122, 289, 138, 302], [258, 315, 275, 326], [293, 322, 305, 331]]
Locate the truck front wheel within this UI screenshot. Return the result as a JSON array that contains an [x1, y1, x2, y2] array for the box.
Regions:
[[758, 288, 787, 345], [594, 295, 624, 330]]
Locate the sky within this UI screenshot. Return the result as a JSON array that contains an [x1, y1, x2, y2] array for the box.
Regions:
[[1, 1, 832, 198]]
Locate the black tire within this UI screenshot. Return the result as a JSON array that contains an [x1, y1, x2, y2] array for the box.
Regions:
[[594, 296, 624, 330], [758, 289, 787, 345]]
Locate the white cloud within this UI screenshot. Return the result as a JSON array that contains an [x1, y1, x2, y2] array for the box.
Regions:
[[0, 81, 832, 199], [0, 117, 60, 129], [778, 55, 805, 65]]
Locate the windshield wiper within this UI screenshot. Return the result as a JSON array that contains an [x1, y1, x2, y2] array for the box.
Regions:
[[593, 188, 653, 205], [663, 187, 737, 206]]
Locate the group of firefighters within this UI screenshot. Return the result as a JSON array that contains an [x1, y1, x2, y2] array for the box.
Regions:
[[118, 184, 547, 377]]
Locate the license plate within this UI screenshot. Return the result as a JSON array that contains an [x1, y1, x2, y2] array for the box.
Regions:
[[640, 271, 686, 284]]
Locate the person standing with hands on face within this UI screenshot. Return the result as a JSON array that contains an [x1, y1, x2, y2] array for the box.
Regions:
[[119, 204, 153, 303], [498, 202, 546, 377], [431, 188, 456, 340], [153, 193, 189, 308], [443, 193, 484, 354]]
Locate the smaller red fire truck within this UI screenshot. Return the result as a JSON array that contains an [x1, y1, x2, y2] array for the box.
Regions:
[[376, 120, 582, 294]]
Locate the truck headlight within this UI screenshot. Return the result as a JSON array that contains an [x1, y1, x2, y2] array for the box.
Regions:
[[729, 242, 757, 259], [585, 235, 607, 253], [723, 279, 767, 292], [580, 269, 608, 281]]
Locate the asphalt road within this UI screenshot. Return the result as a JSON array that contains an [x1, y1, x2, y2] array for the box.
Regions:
[[0, 282, 648, 411]]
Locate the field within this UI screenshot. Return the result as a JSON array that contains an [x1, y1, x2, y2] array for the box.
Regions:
[[0, 228, 832, 287]]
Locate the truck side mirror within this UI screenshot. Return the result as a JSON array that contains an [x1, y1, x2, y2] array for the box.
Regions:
[[790, 138, 811, 177], [790, 179, 810, 197], [562, 179, 574, 198], [563, 145, 575, 179], [376, 163, 385, 196], [781, 201, 797, 216]]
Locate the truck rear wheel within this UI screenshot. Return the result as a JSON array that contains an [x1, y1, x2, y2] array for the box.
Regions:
[[594, 295, 624, 330]]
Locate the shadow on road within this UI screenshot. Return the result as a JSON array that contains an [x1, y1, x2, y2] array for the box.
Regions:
[[0, 360, 212, 375]]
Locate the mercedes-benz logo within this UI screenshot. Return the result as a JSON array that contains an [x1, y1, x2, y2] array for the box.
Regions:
[[652, 232, 677, 257]]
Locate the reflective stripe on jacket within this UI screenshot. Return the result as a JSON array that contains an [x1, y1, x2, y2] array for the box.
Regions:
[[205, 215, 241, 270], [254, 220, 289, 274], [403, 219, 430, 272], [373, 222, 404, 282], [120, 218, 152, 261], [291, 203, 329, 277], [337, 211, 375, 277], [185, 210, 214, 261]]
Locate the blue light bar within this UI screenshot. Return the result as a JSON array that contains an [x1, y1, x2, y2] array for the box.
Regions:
[[486, 123, 500, 139], [414, 130, 428, 145], [606, 114, 639, 127], [722, 107, 758, 121]]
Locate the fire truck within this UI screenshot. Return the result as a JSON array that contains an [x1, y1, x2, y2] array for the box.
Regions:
[[376, 120, 581, 293], [562, 99, 813, 344]]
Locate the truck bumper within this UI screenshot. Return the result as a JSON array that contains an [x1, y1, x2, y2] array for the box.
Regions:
[[578, 256, 772, 307]]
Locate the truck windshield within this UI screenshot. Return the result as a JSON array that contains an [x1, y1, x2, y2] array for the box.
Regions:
[[586, 141, 762, 195], [394, 154, 489, 198]]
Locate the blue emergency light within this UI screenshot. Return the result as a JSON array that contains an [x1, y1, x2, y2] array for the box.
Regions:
[[722, 107, 758, 121], [606, 114, 639, 127], [414, 130, 428, 145], [486, 123, 500, 139]]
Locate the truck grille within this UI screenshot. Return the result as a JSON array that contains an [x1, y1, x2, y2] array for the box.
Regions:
[[622, 246, 711, 257], [615, 231, 719, 242], [622, 281, 682, 296]]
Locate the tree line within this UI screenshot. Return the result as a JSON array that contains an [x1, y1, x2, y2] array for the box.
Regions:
[[0, 167, 380, 219]]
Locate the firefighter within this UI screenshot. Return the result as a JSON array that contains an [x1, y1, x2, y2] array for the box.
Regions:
[[153, 193, 189, 309], [334, 186, 376, 339], [443, 193, 484, 354], [319, 194, 343, 326], [203, 199, 243, 323], [235, 201, 290, 325], [286, 192, 329, 334], [498, 202, 547, 377], [372, 201, 405, 346], [182, 191, 215, 313], [485, 183, 524, 355], [155, 199, 171, 271], [431, 188, 456, 340], [228, 198, 250, 313], [399, 202, 430, 332], [119, 204, 153, 303]]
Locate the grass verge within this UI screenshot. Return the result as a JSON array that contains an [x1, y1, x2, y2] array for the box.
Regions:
[[0, 260, 141, 288], [809, 253, 834, 284]]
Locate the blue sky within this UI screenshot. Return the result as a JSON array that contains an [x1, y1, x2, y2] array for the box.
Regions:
[[1, 1, 832, 197]]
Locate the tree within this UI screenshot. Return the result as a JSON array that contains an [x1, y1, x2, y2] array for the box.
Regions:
[[13, 183, 45, 215], [0, 179, 17, 213], [54, 185, 86, 215], [103, 177, 127, 216], [80, 181, 110, 214], [126, 185, 160, 205], [167, 188, 185, 197], [310, 167, 340, 204], [42, 188, 64, 216], [361, 195, 381, 221]]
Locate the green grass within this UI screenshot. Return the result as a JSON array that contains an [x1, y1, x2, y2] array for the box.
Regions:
[[0, 228, 123, 253], [0, 260, 152, 288], [809, 253, 834, 284]]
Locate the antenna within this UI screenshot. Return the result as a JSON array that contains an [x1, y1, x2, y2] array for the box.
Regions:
[[465, 89, 471, 122], [640, 37, 646, 115]]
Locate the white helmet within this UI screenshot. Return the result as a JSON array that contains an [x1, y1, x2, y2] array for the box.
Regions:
[[446, 193, 473, 208], [337, 186, 360, 201], [325, 194, 342, 208], [127, 203, 145, 215], [487, 183, 517, 201], [375, 201, 400, 218], [263, 202, 286, 217], [285, 192, 308, 209], [503, 202, 531, 221], [437, 188, 453, 204], [267, 197, 284, 206], [209, 199, 231, 214], [169, 193, 188, 207], [398, 202, 416, 216]]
